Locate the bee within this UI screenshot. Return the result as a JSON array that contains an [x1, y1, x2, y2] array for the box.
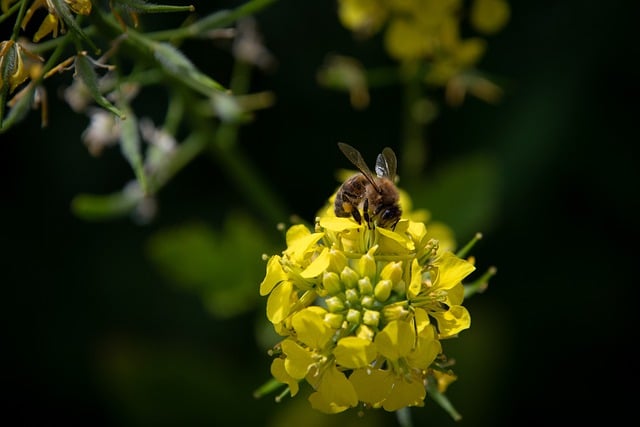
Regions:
[[334, 142, 402, 230]]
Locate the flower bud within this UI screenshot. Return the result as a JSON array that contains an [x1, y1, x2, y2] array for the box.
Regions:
[[356, 324, 374, 341], [374, 279, 392, 302], [361, 295, 375, 309], [346, 308, 361, 324], [325, 296, 345, 313], [357, 276, 373, 295], [380, 261, 403, 285], [382, 303, 410, 322], [345, 288, 359, 304], [322, 271, 342, 295], [340, 266, 359, 289], [324, 312, 344, 329], [362, 309, 380, 328], [329, 248, 347, 272], [358, 251, 377, 278]]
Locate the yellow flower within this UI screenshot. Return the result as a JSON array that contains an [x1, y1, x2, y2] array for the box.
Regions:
[[471, 0, 511, 34], [261, 182, 485, 414], [0, 40, 43, 93], [21, 0, 92, 42], [337, 0, 387, 37], [335, 0, 510, 102]]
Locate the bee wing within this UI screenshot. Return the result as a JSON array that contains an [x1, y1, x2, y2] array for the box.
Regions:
[[337, 142, 380, 191], [375, 147, 397, 180]]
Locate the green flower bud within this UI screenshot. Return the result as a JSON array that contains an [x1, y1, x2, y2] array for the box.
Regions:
[[374, 279, 392, 302], [358, 251, 377, 279], [340, 266, 359, 289], [329, 248, 348, 272], [324, 312, 344, 329], [358, 276, 373, 295], [323, 271, 343, 295], [382, 302, 410, 322], [356, 324, 374, 341], [345, 288, 359, 304], [363, 309, 380, 328], [346, 308, 361, 324], [361, 295, 375, 309], [325, 296, 345, 313]]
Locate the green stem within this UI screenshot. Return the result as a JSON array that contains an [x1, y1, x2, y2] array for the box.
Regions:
[[146, 0, 279, 42], [396, 407, 414, 427], [150, 131, 208, 192], [401, 63, 427, 181], [10, 0, 28, 41], [463, 266, 497, 299], [0, 1, 21, 25], [456, 232, 483, 259]]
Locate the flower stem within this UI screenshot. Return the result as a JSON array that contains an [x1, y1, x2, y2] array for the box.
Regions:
[[396, 407, 414, 427]]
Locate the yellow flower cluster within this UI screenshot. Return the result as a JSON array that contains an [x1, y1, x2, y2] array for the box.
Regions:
[[260, 193, 475, 413], [1, 0, 93, 42], [337, 0, 510, 97]]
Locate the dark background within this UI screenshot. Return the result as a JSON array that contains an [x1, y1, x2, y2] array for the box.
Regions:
[[2, 1, 639, 426]]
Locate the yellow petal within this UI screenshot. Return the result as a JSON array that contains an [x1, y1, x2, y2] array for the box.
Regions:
[[375, 320, 414, 361], [308, 391, 350, 414], [382, 375, 425, 411], [433, 251, 475, 290], [349, 368, 393, 407], [406, 336, 441, 370], [292, 307, 333, 349], [270, 358, 300, 396], [316, 364, 358, 408], [33, 13, 59, 43], [432, 305, 471, 338], [318, 216, 360, 232], [259, 255, 287, 296], [266, 280, 296, 324], [377, 226, 414, 253], [301, 247, 331, 279], [334, 337, 376, 369], [282, 339, 315, 379], [408, 258, 423, 298]]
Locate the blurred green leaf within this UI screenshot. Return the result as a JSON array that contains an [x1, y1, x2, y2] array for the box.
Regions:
[[74, 52, 125, 119], [50, 0, 98, 53], [71, 188, 143, 221], [111, 0, 195, 14], [119, 105, 149, 193], [408, 154, 500, 240], [152, 41, 226, 94], [146, 213, 275, 318], [97, 337, 254, 425]]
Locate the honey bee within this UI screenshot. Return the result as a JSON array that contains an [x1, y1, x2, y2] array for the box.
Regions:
[[334, 142, 402, 229]]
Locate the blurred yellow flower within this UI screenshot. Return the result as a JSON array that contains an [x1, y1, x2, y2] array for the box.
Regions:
[[21, 0, 92, 42]]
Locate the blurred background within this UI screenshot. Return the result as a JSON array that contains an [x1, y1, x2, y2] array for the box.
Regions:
[[2, 0, 638, 426]]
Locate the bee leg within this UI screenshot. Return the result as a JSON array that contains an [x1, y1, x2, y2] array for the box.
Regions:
[[351, 208, 362, 225], [363, 199, 372, 229]]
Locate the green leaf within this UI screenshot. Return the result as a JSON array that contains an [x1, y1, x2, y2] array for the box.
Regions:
[[0, 84, 36, 132], [118, 105, 148, 193], [407, 154, 500, 240], [111, 0, 195, 14], [74, 53, 125, 119], [152, 41, 226, 94], [49, 0, 99, 53], [146, 214, 276, 318]]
